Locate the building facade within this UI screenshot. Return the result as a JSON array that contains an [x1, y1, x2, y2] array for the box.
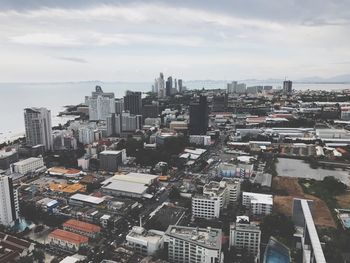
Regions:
[[0, 176, 19, 226], [165, 225, 222, 263], [24, 107, 53, 151], [242, 192, 273, 216], [11, 157, 45, 175], [229, 221, 261, 259]]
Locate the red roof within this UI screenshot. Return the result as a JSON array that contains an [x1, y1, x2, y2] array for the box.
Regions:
[[63, 219, 101, 233], [49, 229, 88, 244]]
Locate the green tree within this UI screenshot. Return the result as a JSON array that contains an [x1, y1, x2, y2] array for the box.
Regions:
[[169, 187, 181, 201], [33, 248, 45, 263], [260, 213, 295, 245]]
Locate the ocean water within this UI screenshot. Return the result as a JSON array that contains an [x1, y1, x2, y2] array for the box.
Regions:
[[0, 81, 349, 143]]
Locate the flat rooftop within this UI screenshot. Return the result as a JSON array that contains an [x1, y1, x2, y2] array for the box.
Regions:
[[13, 157, 42, 166], [166, 225, 221, 250], [70, 193, 105, 205], [243, 192, 273, 205]]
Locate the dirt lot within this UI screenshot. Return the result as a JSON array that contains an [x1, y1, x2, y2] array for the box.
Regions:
[[336, 191, 350, 209], [273, 176, 336, 228]]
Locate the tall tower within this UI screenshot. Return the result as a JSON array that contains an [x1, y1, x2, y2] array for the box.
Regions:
[[0, 176, 19, 226], [24, 107, 53, 151], [87, 86, 115, 121], [283, 80, 293, 94], [189, 96, 209, 135], [124, 91, 142, 115]]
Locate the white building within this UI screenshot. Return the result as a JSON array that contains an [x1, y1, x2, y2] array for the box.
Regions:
[[192, 195, 221, 219], [24, 107, 53, 151], [101, 172, 158, 198], [11, 157, 45, 175], [0, 176, 19, 226], [189, 135, 211, 146], [222, 178, 241, 204], [227, 81, 238, 94], [229, 219, 261, 260], [192, 181, 228, 219], [78, 126, 95, 145], [341, 106, 350, 121], [87, 87, 115, 121], [242, 192, 273, 216], [165, 225, 222, 263], [126, 226, 164, 256], [122, 112, 142, 132]]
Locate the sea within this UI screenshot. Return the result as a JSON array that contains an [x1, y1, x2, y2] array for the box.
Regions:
[[1, 81, 350, 143]]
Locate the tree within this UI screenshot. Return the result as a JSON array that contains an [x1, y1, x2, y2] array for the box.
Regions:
[[169, 187, 181, 201], [33, 248, 45, 263], [260, 213, 295, 244], [18, 256, 34, 263]]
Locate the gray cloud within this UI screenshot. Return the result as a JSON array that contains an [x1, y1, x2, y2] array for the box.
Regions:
[[55, 56, 88, 63]]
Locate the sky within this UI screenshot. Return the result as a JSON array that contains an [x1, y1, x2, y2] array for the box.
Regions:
[[0, 0, 350, 82]]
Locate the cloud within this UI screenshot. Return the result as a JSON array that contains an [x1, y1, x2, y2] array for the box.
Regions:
[[9, 33, 81, 47], [55, 56, 88, 63]]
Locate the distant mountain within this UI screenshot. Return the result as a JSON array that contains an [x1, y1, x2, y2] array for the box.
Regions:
[[297, 74, 350, 83]]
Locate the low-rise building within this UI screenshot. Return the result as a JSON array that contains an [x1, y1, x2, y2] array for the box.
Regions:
[[189, 135, 211, 146], [99, 150, 126, 173], [63, 219, 101, 238], [126, 226, 164, 256], [165, 225, 222, 263], [69, 193, 105, 207], [48, 229, 88, 252], [0, 150, 18, 170], [101, 173, 158, 198], [242, 192, 273, 216], [11, 157, 45, 175]]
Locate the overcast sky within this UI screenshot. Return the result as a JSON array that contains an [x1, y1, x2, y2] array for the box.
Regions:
[[0, 0, 349, 82]]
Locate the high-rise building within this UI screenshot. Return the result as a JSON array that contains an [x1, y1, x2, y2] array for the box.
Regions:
[[0, 176, 19, 226], [178, 79, 183, 93], [115, 98, 124, 114], [230, 218, 261, 260], [189, 96, 208, 135], [165, 225, 222, 263], [157, 73, 165, 98], [212, 94, 228, 112], [78, 126, 95, 145], [227, 81, 238, 93], [86, 86, 115, 121], [124, 91, 142, 115], [122, 112, 142, 132], [283, 80, 293, 94], [106, 113, 121, 136], [165, 76, 173, 96], [292, 199, 326, 263], [142, 102, 159, 121], [24, 107, 53, 151]]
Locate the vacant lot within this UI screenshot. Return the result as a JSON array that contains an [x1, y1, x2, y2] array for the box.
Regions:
[[273, 176, 336, 228], [336, 191, 350, 209]]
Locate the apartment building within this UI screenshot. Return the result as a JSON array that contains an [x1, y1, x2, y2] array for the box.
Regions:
[[242, 192, 273, 216], [165, 225, 222, 263]]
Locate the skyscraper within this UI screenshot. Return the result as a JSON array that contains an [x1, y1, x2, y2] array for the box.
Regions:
[[178, 79, 183, 93], [157, 73, 165, 98], [0, 176, 19, 226], [227, 81, 238, 93], [24, 107, 53, 151], [86, 86, 115, 121], [165, 76, 173, 96], [283, 80, 293, 94], [124, 91, 142, 115], [115, 98, 124, 114], [189, 96, 208, 135]]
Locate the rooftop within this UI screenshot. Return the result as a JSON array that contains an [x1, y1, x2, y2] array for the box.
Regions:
[[243, 192, 273, 205], [70, 193, 105, 205], [63, 219, 101, 233], [166, 225, 221, 250], [13, 157, 42, 166], [99, 150, 123, 155], [49, 229, 88, 244]]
